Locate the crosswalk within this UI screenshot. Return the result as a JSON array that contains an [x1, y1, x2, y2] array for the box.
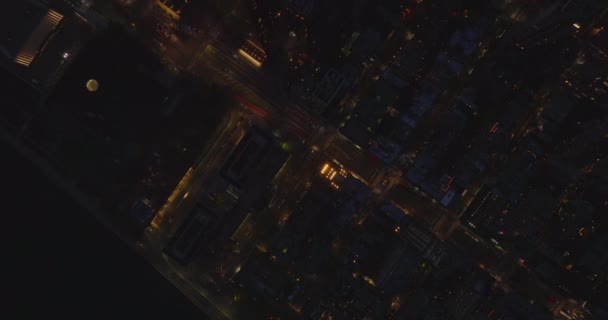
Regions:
[[197, 43, 316, 141]]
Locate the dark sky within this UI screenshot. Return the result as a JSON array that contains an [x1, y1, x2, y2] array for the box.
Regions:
[[1, 141, 205, 319]]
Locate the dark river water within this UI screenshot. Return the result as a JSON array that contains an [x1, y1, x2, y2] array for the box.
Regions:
[[2, 140, 205, 319]]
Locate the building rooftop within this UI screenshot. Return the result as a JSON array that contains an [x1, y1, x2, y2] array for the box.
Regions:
[[221, 126, 287, 189], [0, 0, 49, 60]]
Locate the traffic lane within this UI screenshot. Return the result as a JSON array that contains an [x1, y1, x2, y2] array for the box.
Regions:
[[153, 110, 244, 234], [152, 110, 241, 225], [141, 123, 248, 317], [204, 48, 285, 117], [448, 226, 502, 269], [202, 44, 261, 87], [199, 41, 321, 140], [138, 233, 232, 320], [250, 149, 322, 248], [198, 44, 316, 136], [386, 183, 444, 226], [231, 87, 312, 140], [194, 47, 271, 111], [161, 123, 246, 235], [160, 250, 239, 318], [191, 43, 318, 143]]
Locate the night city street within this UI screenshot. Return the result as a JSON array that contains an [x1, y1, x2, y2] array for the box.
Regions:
[[1, 0, 607, 319]]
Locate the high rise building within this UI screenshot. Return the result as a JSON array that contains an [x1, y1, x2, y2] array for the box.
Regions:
[[1, 1, 61, 69], [0, 0, 93, 92]]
